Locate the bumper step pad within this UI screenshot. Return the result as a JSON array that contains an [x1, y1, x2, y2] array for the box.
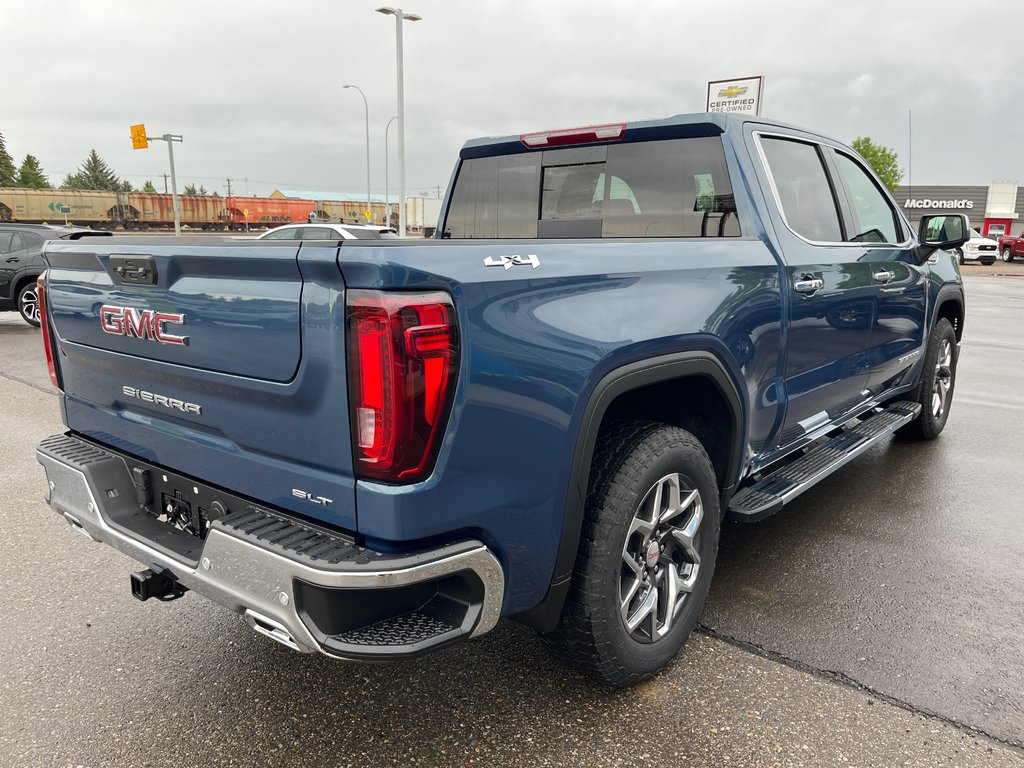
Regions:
[[335, 611, 458, 647], [219, 507, 382, 567], [728, 401, 921, 521]]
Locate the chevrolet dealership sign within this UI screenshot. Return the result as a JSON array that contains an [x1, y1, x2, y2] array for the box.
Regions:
[[707, 76, 764, 115]]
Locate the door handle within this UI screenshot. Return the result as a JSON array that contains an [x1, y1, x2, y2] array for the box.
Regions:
[[5, 257, 19, 263], [794, 277, 824, 295], [873, 270, 895, 283]]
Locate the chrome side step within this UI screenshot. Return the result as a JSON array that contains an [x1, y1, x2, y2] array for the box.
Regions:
[[728, 401, 921, 522]]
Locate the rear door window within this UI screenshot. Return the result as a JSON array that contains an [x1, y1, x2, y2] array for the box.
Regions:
[[446, 137, 738, 239], [302, 227, 343, 240], [22, 232, 44, 250]]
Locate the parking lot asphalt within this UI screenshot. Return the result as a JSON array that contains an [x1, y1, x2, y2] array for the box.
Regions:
[[1, 272, 1023, 767]]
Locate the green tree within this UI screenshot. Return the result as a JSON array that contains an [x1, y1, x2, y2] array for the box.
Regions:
[[199, 184, 208, 195], [142, 180, 157, 193], [851, 136, 903, 193], [61, 149, 122, 191], [119, 179, 135, 193], [15, 154, 50, 188], [183, 183, 198, 195], [0, 132, 17, 186], [211, 190, 221, 197]]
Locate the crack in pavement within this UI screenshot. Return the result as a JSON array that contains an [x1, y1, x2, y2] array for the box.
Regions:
[[697, 623, 1024, 756], [0, 370, 57, 397]]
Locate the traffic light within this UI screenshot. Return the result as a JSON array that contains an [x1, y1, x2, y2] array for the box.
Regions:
[[130, 124, 148, 150]]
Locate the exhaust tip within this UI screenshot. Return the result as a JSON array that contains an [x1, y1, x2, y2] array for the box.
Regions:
[[244, 609, 302, 652]]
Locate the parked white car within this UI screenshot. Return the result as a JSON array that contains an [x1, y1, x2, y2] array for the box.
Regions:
[[958, 229, 998, 265], [256, 223, 399, 241]]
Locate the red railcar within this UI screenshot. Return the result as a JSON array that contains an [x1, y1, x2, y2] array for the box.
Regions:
[[219, 197, 315, 229]]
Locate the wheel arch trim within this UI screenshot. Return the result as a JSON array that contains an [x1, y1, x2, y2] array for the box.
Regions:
[[514, 350, 746, 633], [933, 283, 965, 341]]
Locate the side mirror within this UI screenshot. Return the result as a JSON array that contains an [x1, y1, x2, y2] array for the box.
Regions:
[[916, 213, 970, 263]]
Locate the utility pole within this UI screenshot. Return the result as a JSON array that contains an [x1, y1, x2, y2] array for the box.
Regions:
[[163, 174, 168, 194], [224, 178, 233, 230]]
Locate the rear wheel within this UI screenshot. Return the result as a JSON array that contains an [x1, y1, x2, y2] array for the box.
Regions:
[[898, 318, 957, 440], [17, 281, 41, 327], [546, 421, 719, 686]]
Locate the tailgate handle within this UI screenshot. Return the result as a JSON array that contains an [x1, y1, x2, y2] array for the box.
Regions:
[[110, 255, 157, 286]]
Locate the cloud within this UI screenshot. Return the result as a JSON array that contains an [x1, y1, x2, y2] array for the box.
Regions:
[[3, 0, 1022, 195]]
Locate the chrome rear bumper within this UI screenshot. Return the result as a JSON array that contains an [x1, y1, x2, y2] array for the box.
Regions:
[[37, 434, 505, 658]]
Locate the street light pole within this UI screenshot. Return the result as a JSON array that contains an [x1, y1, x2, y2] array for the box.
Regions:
[[342, 84, 371, 223], [376, 6, 421, 238], [149, 133, 184, 234], [384, 115, 397, 228]]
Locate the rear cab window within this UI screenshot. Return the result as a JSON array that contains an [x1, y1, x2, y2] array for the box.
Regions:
[[444, 136, 740, 239]]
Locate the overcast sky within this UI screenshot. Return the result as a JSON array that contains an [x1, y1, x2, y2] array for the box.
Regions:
[[4, 0, 1022, 200]]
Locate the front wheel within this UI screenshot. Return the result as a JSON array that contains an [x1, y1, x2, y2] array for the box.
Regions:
[[546, 421, 719, 686], [956, 248, 965, 265], [1003, 247, 1015, 263], [17, 281, 41, 327], [898, 318, 957, 440]]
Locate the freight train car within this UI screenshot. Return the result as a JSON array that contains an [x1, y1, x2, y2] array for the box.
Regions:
[[0, 188, 389, 230], [0, 188, 122, 226], [317, 199, 387, 224], [124, 193, 226, 230], [220, 196, 311, 229]]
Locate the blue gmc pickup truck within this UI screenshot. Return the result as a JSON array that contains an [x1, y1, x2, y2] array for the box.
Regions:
[[35, 113, 969, 685]]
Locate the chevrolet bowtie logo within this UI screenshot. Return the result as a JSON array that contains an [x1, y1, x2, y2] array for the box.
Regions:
[[718, 86, 748, 98]]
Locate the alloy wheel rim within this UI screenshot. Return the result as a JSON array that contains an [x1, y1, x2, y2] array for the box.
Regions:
[[620, 473, 703, 643], [20, 288, 39, 322], [932, 339, 952, 419]]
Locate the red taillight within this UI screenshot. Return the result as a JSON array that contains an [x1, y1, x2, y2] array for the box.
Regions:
[[37, 272, 61, 390], [520, 122, 627, 148], [347, 290, 458, 482]]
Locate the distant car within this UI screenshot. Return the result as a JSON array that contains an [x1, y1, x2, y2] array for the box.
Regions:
[[0, 223, 111, 326], [957, 229, 998, 266], [997, 232, 1024, 263], [256, 223, 399, 241]]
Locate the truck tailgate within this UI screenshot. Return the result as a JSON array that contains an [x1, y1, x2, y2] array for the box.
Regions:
[[43, 238, 357, 531]]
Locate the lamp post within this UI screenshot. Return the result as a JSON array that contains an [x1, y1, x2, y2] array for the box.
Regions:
[[342, 84, 371, 223], [384, 115, 397, 228], [376, 6, 421, 237]]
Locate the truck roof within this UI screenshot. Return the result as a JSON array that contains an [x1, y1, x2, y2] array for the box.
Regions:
[[459, 112, 810, 159]]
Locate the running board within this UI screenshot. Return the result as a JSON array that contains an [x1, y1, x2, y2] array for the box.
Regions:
[[728, 401, 921, 522]]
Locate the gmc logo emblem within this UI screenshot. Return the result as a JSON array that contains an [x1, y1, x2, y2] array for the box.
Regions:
[[99, 305, 189, 346]]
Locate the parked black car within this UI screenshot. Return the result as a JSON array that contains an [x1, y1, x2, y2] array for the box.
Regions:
[[0, 224, 111, 326]]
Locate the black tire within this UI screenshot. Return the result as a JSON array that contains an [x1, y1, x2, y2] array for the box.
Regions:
[[545, 421, 720, 686], [897, 318, 957, 440], [16, 280, 41, 327], [956, 248, 965, 266], [1003, 247, 1015, 263]]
